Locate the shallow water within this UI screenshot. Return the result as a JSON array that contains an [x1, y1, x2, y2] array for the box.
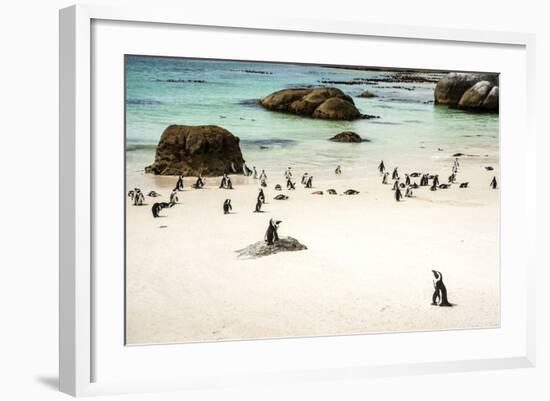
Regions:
[[125, 56, 499, 182]]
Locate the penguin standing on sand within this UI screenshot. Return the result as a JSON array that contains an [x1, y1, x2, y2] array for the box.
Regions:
[[133, 189, 145, 206], [254, 197, 263, 213], [392, 179, 400, 191], [219, 174, 228, 189], [252, 167, 258, 179], [335, 165, 342, 175], [285, 167, 292, 180], [490, 176, 498, 189], [170, 189, 179, 204], [405, 186, 413, 198], [305, 176, 313, 189], [392, 167, 399, 180], [287, 178, 296, 190], [193, 175, 205, 189], [395, 186, 403, 202], [176, 175, 184, 191], [301, 173, 308, 185], [261, 178, 267, 188], [378, 160, 385, 175], [259, 170, 267, 181], [382, 172, 389, 184], [258, 188, 265, 204], [448, 173, 456, 184], [264, 218, 281, 245], [223, 199, 232, 214], [431, 270, 452, 307], [433, 174, 440, 187], [405, 174, 411, 186]]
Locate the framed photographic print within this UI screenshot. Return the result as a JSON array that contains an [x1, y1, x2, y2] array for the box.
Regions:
[[59, 4, 536, 396]]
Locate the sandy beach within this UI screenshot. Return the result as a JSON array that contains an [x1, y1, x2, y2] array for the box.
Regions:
[[125, 154, 500, 345]]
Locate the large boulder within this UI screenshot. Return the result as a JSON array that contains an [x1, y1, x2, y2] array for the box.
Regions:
[[236, 236, 307, 259], [259, 87, 362, 120], [329, 131, 365, 143], [434, 72, 499, 113], [145, 125, 245, 176]]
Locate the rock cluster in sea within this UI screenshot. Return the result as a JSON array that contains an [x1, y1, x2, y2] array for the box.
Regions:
[[329, 131, 366, 143], [434, 72, 499, 113], [145, 125, 245, 176], [235, 236, 308, 259], [258, 87, 362, 120]]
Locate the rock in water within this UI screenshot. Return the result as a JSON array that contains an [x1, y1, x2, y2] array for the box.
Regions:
[[259, 87, 362, 120], [329, 131, 365, 143], [358, 90, 376, 98], [145, 125, 245, 176], [236, 236, 308, 259], [434, 72, 499, 113]]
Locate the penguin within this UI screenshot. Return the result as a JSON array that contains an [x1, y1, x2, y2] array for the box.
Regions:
[[430, 182, 438, 191], [411, 182, 419, 189], [439, 184, 450, 189], [335, 165, 342, 175], [127, 190, 135, 200], [274, 194, 289, 200], [219, 174, 228, 189], [395, 186, 403, 202], [405, 186, 413, 198], [399, 183, 406, 189], [259, 170, 267, 181], [264, 218, 281, 245], [151, 201, 172, 218], [193, 175, 205, 189], [301, 173, 308, 185], [392, 167, 399, 180], [410, 172, 421, 178], [431, 270, 452, 307], [287, 178, 296, 190], [258, 188, 265, 204], [490, 176, 498, 189], [382, 172, 389, 184], [305, 176, 313, 189], [459, 182, 469, 188], [312, 191, 323, 195], [433, 174, 440, 187], [448, 173, 456, 184], [253, 167, 258, 179], [226, 176, 233, 189], [261, 178, 267, 188], [392, 180, 399, 191], [254, 197, 263, 213], [327, 189, 337, 195], [148, 190, 161, 197], [176, 175, 184, 191], [242, 163, 250, 176], [284, 167, 292, 180], [170, 189, 179, 204], [133, 189, 145, 206], [405, 174, 411, 186], [223, 199, 232, 214], [378, 160, 385, 175], [343, 189, 360, 195], [274, 184, 282, 191], [485, 166, 494, 171]]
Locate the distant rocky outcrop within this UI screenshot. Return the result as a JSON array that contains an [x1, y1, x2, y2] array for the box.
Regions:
[[145, 125, 245, 176], [259, 87, 362, 120], [236, 236, 307, 259], [329, 131, 366, 143], [358, 90, 376, 98], [434, 72, 499, 113]]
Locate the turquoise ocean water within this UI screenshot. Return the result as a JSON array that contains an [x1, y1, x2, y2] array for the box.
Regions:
[[125, 56, 499, 181]]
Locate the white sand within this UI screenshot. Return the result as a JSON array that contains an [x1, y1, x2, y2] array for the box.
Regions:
[[126, 156, 500, 345]]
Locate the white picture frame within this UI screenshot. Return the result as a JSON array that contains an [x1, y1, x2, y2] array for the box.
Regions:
[[59, 4, 536, 397]]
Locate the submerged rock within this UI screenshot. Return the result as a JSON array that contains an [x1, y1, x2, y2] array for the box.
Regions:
[[358, 90, 376, 98], [434, 72, 499, 113], [145, 125, 245, 176], [329, 131, 366, 143], [236, 236, 307, 259], [259, 87, 362, 120]]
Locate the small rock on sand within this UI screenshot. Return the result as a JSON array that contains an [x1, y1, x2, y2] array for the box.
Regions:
[[236, 236, 308, 259]]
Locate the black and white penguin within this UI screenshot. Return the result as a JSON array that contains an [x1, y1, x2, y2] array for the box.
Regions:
[[395, 186, 403, 202], [258, 188, 265, 204], [254, 197, 263, 213], [405, 186, 413, 198], [274, 184, 282, 191], [433, 174, 440, 187], [127, 190, 135, 200], [147, 190, 161, 197], [193, 175, 205, 189], [252, 167, 258, 179], [327, 189, 337, 195], [490, 176, 498, 189], [448, 173, 456, 184], [261, 178, 267, 188], [378, 160, 385, 175], [392, 167, 399, 180], [151, 201, 172, 218], [284, 167, 292, 180], [305, 176, 313, 189], [274, 194, 289, 200], [176, 175, 184, 191], [301, 173, 308, 185], [264, 218, 281, 245], [343, 189, 359, 195], [335, 165, 342, 175], [439, 184, 450, 189], [223, 199, 232, 214], [405, 174, 411, 186], [133, 189, 145, 206], [431, 270, 452, 307], [382, 172, 389, 185], [392, 180, 400, 191], [170, 189, 179, 204], [287, 178, 296, 190], [459, 182, 469, 188], [259, 170, 267, 181]]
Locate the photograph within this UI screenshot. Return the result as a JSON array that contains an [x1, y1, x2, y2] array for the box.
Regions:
[[124, 55, 500, 345]]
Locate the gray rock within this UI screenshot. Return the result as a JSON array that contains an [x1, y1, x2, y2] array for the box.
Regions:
[[434, 72, 499, 113], [236, 236, 307, 259]]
